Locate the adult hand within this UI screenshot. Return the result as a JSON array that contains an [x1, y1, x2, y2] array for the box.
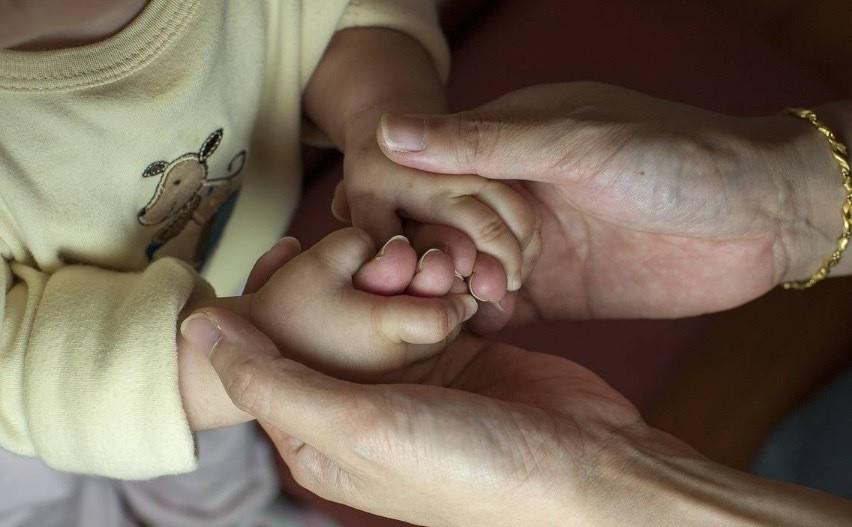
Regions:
[[186, 308, 852, 527], [192, 306, 640, 526], [375, 83, 850, 324]]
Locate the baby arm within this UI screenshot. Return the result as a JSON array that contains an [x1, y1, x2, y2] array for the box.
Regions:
[[0, 256, 205, 479], [304, 26, 539, 296]]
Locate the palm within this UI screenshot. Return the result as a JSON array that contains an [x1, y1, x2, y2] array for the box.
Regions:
[[424, 334, 635, 417], [268, 333, 640, 526], [517, 174, 778, 319]]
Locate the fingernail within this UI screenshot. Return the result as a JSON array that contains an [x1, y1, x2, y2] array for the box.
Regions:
[[417, 248, 444, 273], [508, 272, 523, 292], [462, 296, 479, 321], [488, 300, 506, 313], [381, 114, 426, 152], [275, 236, 301, 251], [468, 273, 488, 303], [180, 313, 222, 357], [378, 234, 410, 257]]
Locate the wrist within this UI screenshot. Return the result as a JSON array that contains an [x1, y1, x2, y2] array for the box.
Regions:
[[571, 424, 711, 527], [577, 425, 744, 527], [760, 103, 852, 284], [579, 422, 852, 527]]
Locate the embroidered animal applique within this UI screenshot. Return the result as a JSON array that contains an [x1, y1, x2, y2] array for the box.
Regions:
[[138, 128, 246, 260]]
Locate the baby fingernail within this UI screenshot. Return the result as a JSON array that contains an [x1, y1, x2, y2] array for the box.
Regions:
[[381, 114, 426, 152], [468, 274, 487, 303], [417, 248, 444, 272], [462, 296, 479, 321], [508, 273, 523, 292], [180, 313, 222, 357], [378, 235, 410, 257], [275, 236, 301, 251]]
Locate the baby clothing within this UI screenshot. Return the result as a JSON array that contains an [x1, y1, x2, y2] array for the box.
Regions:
[[0, 0, 447, 524]]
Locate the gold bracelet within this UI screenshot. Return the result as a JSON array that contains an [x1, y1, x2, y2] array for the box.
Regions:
[[782, 108, 852, 290]]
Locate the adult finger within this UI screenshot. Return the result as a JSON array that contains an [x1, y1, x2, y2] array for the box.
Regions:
[[353, 235, 417, 295], [243, 237, 302, 294], [377, 104, 558, 181]]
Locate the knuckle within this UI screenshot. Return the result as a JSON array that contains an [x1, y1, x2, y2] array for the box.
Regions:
[[518, 204, 540, 250], [474, 210, 511, 246], [456, 111, 501, 168], [306, 248, 340, 275], [309, 227, 374, 271], [371, 302, 397, 344], [484, 179, 538, 246], [222, 357, 266, 415], [426, 303, 453, 340], [341, 226, 376, 252]]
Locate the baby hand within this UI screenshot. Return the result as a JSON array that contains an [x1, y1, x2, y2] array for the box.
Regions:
[[249, 228, 477, 378], [336, 117, 540, 293]]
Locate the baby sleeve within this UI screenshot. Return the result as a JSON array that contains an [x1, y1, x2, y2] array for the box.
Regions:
[[0, 253, 211, 479]]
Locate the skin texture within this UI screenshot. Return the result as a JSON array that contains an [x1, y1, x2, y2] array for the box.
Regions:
[[375, 84, 852, 329]]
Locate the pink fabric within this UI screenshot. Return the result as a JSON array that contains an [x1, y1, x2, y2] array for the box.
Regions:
[[282, 1, 840, 526]]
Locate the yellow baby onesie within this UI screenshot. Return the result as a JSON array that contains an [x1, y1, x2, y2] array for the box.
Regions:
[[0, 0, 448, 481]]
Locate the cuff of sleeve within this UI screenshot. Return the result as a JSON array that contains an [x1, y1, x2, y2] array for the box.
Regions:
[[24, 258, 214, 479], [338, 0, 451, 82]]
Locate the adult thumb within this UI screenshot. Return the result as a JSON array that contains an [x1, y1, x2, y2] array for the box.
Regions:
[[377, 111, 547, 182], [181, 308, 358, 457]]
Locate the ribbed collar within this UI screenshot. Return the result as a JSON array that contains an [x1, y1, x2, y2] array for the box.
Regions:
[[0, 0, 199, 92]]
